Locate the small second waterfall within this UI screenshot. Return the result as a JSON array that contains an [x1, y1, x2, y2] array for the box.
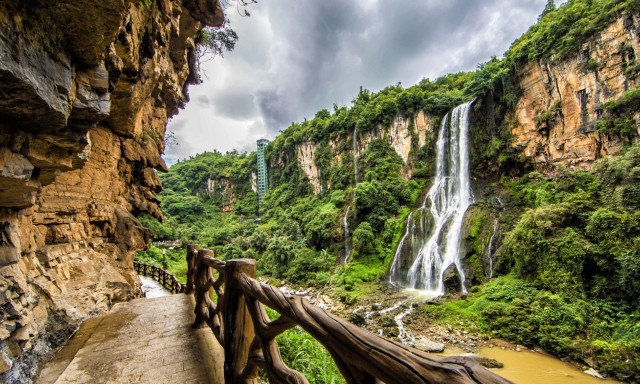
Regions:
[[488, 219, 498, 279], [488, 197, 505, 279], [344, 206, 351, 264], [353, 127, 359, 185], [390, 100, 475, 295]]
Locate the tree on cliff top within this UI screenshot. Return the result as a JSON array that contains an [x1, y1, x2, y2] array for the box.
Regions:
[[193, 0, 258, 80], [537, 0, 556, 22]]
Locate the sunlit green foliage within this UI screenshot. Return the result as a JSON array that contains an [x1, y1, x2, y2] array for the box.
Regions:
[[265, 308, 345, 383], [426, 275, 640, 380], [596, 85, 640, 139], [135, 245, 188, 283], [500, 144, 640, 304]]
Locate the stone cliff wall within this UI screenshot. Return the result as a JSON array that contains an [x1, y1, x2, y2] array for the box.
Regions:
[[294, 110, 435, 193], [512, 13, 640, 170], [357, 110, 434, 170], [0, 0, 223, 381], [202, 178, 236, 213]]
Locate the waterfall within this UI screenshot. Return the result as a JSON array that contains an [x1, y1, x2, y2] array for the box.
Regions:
[[488, 197, 505, 279], [389, 212, 413, 282], [353, 127, 359, 185], [488, 219, 498, 279], [399, 100, 475, 294], [344, 206, 351, 264]]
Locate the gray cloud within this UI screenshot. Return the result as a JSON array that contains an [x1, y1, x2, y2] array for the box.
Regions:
[[195, 95, 211, 108], [165, 0, 549, 163]]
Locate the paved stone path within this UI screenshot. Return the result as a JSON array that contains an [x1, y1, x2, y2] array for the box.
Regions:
[[40, 294, 223, 384]]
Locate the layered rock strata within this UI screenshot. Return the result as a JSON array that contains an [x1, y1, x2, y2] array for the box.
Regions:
[[293, 111, 435, 194], [0, 0, 223, 381], [512, 13, 640, 169]]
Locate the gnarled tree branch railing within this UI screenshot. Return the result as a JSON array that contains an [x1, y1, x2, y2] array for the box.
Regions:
[[134, 262, 184, 294], [184, 245, 513, 384]]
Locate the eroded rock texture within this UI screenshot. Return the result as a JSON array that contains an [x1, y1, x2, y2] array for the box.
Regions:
[[512, 13, 640, 170], [290, 111, 435, 194], [0, 0, 223, 381]]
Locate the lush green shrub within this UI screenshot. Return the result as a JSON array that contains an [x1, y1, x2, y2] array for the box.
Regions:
[[265, 308, 345, 384], [285, 248, 335, 286], [353, 222, 376, 257]]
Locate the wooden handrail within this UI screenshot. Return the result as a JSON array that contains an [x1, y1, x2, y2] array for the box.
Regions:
[[134, 262, 184, 294], [185, 245, 513, 384]]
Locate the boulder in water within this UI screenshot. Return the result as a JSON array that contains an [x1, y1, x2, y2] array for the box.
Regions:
[[471, 356, 504, 369], [414, 338, 445, 353], [442, 264, 463, 293], [584, 368, 605, 379]]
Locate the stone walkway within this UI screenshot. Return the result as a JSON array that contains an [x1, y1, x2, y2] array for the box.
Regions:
[[39, 294, 223, 384]]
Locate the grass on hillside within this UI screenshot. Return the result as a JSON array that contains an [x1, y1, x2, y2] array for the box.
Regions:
[[135, 245, 188, 283]]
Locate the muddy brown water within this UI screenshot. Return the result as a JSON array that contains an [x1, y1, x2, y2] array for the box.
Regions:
[[438, 346, 621, 383], [399, 288, 622, 383]]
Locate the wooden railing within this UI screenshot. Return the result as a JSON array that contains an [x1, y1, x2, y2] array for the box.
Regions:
[[134, 262, 184, 294], [184, 244, 512, 384]]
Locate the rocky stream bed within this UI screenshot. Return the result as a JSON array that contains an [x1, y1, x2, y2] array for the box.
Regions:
[[263, 279, 618, 382]]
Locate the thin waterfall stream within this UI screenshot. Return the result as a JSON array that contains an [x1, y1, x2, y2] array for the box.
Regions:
[[344, 206, 351, 264], [390, 100, 475, 295], [389, 212, 413, 282], [353, 127, 358, 185], [487, 197, 505, 279], [488, 219, 498, 279]]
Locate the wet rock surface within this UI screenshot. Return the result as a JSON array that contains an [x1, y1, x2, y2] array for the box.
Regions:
[[40, 294, 223, 384], [0, 0, 224, 381], [442, 264, 463, 294], [472, 356, 504, 369], [414, 338, 445, 353]]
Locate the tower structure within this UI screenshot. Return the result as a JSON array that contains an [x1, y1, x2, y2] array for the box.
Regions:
[[256, 139, 269, 208]]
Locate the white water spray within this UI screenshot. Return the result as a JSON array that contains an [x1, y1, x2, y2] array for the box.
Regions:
[[395, 306, 416, 344], [389, 212, 413, 282], [403, 100, 475, 294], [344, 206, 351, 264]]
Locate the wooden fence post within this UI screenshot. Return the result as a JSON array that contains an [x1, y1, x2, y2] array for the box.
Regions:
[[224, 259, 258, 384], [193, 249, 214, 328], [185, 244, 198, 294]]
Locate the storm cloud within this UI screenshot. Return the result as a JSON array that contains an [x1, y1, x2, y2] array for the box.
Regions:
[[165, 0, 549, 164]]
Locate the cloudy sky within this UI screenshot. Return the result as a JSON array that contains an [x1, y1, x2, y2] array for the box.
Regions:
[[164, 0, 551, 165]]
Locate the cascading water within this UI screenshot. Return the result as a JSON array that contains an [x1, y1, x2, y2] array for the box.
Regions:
[[344, 206, 351, 264], [488, 219, 498, 279], [487, 197, 505, 279], [389, 212, 413, 282], [392, 100, 475, 295], [353, 127, 359, 185]]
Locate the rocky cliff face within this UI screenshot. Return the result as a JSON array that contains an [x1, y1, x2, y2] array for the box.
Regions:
[[512, 13, 640, 170], [202, 178, 237, 213], [0, 0, 222, 381], [294, 111, 435, 193], [357, 110, 434, 171]]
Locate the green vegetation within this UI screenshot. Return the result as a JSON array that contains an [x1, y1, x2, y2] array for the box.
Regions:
[[135, 245, 188, 282], [464, 0, 640, 101], [266, 308, 344, 383], [426, 275, 640, 380], [451, 142, 640, 379], [138, 0, 152, 10], [596, 85, 640, 139], [133, 2, 640, 378], [500, 145, 640, 305]]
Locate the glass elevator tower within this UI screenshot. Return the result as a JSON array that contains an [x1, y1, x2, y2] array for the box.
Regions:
[[256, 139, 269, 209]]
